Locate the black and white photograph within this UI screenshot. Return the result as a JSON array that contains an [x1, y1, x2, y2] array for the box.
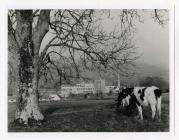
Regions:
[[7, 9, 170, 132]]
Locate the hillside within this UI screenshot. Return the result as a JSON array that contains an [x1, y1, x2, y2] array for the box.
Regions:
[[81, 63, 169, 86]]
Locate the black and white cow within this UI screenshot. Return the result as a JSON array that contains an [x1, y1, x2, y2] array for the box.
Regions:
[[116, 86, 162, 121]]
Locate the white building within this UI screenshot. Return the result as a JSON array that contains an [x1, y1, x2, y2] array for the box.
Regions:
[[60, 83, 95, 97]]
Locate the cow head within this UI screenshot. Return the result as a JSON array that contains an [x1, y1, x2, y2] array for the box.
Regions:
[[116, 87, 134, 107], [116, 88, 130, 107]]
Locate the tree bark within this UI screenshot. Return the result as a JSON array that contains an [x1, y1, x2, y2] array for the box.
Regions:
[[14, 10, 45, 125], [8, 16, 19, 96], [32, 10, 50, 104]]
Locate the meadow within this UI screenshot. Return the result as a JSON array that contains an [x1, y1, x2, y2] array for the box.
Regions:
[[8, 93, 169, 132]]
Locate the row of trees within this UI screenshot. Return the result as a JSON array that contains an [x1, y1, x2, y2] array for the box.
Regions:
[[139, 76, 169, 92], [8, 9, 168, 126]]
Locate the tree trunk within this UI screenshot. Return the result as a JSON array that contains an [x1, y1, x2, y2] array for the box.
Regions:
[[8, 16, 19, 96], [14, 10, 44, 125]]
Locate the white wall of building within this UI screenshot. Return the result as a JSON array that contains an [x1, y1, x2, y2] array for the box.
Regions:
[[60, 83, 95, 96]]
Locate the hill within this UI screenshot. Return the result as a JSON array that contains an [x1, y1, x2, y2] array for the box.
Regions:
[[81, 63, 169, 86]]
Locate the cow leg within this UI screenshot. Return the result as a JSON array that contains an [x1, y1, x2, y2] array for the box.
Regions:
[[151, 104, 156, 120], [158, 108, 161, 122], [157, 97, 162, 122], [158, 105, 161, 121], [137, 105, 143, 120]]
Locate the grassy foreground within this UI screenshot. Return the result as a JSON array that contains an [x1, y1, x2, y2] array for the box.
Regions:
[[8, 93, 169, 132]]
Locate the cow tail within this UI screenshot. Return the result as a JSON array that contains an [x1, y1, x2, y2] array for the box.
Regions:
[[154, 89, 162, 120]]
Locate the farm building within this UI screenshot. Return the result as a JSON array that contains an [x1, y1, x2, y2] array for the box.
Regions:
[[60, 83, 95, 96]]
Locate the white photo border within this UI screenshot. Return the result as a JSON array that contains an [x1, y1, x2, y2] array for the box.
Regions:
[[0, 0, 176, 140]]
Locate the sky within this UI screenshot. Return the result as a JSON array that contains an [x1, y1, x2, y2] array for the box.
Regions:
[[99, 10, 169, 70], [133, 11, 169, 70]]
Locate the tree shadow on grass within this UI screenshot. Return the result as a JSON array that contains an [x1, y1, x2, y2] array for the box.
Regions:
[[43, 106, 60, 116]]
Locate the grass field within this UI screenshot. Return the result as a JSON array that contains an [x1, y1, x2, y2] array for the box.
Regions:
[[8, 93, 169, 132]]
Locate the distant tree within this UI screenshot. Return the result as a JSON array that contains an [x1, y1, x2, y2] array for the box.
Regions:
[[139, 76, 169, 91]]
